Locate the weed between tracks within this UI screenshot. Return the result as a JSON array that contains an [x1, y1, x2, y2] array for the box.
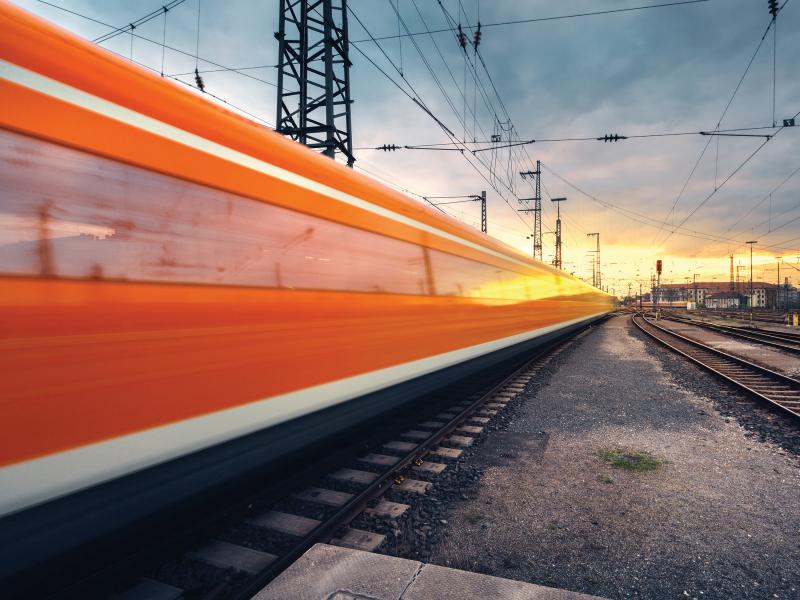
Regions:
[[598, 448, 662, 472]]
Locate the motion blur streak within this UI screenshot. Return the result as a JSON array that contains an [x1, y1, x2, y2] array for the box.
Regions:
[[0, 0, 611, 523]]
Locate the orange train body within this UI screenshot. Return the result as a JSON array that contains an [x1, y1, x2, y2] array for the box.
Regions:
[[0, 0, 612, 529]]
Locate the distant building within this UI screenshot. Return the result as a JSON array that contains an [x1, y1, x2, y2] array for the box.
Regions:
[[705, 291, 744, 310], [652, 281, 788, 309], [786, 286, 799, 309], [747, 285, 775, 309], [778, 279, 799, 310]]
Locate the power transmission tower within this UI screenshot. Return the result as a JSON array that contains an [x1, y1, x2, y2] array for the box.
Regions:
[[551, 197, 566, 269], [519, 161, 542, 261], [746, 240, 757, 316], [650, 273, 656, 307], [729, 254, 734, 291], [736, 264, 745, 296], [587, 232, 600, 288], [275, 0, 355, 166]]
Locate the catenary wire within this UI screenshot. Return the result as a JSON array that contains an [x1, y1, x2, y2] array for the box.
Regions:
[[653, 0, 790, 247], [92, 0, 187, 44], [351, 0, 711, 43]]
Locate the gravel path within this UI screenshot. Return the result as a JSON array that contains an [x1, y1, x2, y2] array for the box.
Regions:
[[418, 315, 800, 600]]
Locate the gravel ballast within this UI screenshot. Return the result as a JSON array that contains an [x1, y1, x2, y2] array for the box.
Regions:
[[408, 315, 799, 600]]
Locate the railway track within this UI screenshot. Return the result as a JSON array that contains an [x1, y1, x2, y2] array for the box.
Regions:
[[662, 313, 800, 355], [714, 309, 796, 325], [633, 314, 800, 420], [51, 325, 596, 600]]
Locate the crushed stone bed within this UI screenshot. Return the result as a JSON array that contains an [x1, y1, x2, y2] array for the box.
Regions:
[[379, 315, 799, 600]]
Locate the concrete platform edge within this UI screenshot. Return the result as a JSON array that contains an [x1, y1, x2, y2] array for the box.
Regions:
[[252, 544, 605, 600]]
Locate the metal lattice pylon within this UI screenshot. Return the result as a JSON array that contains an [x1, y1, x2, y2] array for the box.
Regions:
[[275, 0, 355, 166], [533, 161, 542, 261], [519, 161, 542, 261]]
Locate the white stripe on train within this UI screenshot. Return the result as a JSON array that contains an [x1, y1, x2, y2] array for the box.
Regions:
[[0, 312, 605, 517]]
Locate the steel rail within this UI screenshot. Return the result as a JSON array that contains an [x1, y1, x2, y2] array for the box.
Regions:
[[713, 310, 791, 325], [52, 317, 605, 600], [226, 333, 575, 600], [632, 314, 800, 420], [662, 314, 800, 354]]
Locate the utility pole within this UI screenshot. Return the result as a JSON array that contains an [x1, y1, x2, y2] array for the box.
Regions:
[[746, 240, 757, 318], [736, 264, 745, 295], [586, 233, 600, 288], [480, 190, 487, 234], [729, 254, 734, 291], [519, 161, 542, 261], [275, 0, 355, 166], [639, 282, 643, 310], [736, 264, 745, 315], [650, 273, 656, 309], [551, 197, 566, 269], [776, 256, 782, 309]]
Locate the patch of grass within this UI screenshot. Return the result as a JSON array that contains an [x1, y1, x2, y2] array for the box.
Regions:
[[465, 512, 486, 525], [599, 448, 662, 472]]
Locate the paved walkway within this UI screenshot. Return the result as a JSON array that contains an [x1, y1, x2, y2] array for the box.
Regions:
[[429, 316, 799, 600]]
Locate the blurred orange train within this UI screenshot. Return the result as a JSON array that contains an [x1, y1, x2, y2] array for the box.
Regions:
[[0, 0, 611, 578]]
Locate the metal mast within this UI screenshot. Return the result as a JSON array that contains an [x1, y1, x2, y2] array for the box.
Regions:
[[533, 161, 542, 261], [729, 254, 734, 291], [746, 240, 757, 315], [479, 190, 487, 233], [519, 161, 542, 261], [275, 0, 355, 166], [587, 232, 600, 288], [551, 197, 566, 269]]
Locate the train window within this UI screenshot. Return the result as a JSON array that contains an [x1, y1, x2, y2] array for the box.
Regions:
[[0, 130, 578, 300], [431, 250, 562, 301]]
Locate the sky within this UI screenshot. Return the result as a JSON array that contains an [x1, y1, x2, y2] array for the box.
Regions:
[[12, 0, 800, 296]]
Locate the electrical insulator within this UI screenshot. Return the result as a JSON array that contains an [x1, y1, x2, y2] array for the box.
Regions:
[[457, 24, 467, 50], [473, 22, 482, 50], [768, 0, 779, 17], [194, 68, 205, 92], [378, 144, 399, 151], [598, 134, 626, 142]]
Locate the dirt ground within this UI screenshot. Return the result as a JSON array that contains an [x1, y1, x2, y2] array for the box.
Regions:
[[428, 316, 800, 600]]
